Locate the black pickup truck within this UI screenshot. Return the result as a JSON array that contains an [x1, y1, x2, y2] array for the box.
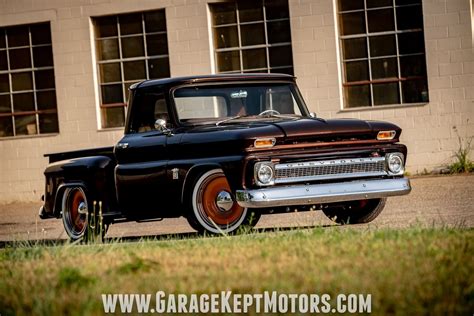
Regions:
[[39, 74, 411, 240]]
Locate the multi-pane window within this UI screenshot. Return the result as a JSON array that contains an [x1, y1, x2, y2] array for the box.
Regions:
[[210, 0, 293, 75], [0, 22, 58, 138], [94, 10, 170, 128], [337, 0, 429, 108]]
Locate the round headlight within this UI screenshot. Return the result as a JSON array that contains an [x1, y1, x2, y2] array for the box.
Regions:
[[257, 164, 274, 184], [387, 153, 404, 174]]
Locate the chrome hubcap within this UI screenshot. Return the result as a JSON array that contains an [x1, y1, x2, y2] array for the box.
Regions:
[[216, 191, 233, 212], [78, 201, 88, 215]]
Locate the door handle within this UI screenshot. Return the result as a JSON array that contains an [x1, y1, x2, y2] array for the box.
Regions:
[[116, 143, 129, 149]]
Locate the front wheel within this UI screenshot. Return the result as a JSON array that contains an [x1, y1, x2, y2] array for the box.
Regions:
[[322, 198, 386, 225], [186, 169, 260, 234]]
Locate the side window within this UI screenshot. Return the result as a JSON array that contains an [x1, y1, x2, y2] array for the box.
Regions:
[[129, 93, 172, 133]]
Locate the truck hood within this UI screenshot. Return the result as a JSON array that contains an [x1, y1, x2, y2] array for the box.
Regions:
[[274, 118, 372, 139], [275, 117, 400, 138], [184, 117, 398, 134], [173, 117, 400, 158], [181, 117, 401, 142], [273, 118, 401, 143]]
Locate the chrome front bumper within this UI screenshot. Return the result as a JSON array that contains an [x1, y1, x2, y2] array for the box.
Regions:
[[235, 178, 411, 208]]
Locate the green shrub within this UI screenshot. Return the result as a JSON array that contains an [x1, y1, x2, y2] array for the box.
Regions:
[[448, 137, 474, 174]]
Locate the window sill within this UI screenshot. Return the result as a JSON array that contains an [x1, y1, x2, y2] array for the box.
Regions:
[[98, 127, 124, 132], [338, 102, 428, 113], [0, 133, 59, 142]]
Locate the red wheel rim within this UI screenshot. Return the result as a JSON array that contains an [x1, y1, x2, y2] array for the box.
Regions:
[[69, 189, 86, 232], [200, 175, 244, 226]]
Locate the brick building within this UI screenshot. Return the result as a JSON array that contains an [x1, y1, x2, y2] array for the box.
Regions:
[[0, 0, 473, 202]]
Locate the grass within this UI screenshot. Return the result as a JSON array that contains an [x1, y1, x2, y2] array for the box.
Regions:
[[0, 227, 473, 315]]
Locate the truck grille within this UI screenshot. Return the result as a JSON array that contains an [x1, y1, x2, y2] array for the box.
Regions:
[[274, 157, 387, 184]]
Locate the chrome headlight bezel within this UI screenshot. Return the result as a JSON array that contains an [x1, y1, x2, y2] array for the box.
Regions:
[[386, 152, 405, 175], [254, 162, 275, 186]]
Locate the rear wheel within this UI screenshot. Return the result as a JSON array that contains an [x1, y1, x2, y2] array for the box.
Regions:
[[187, 169, 260, 234], [61, 186, 106, 242], [322, 198, 386, 225]]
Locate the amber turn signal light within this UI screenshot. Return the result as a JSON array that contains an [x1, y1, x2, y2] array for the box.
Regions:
[[377, 130, 396, 140], [254, 138, 276, 148]]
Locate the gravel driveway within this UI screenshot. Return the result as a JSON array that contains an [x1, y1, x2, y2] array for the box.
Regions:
[[0, 175, 473, 243]]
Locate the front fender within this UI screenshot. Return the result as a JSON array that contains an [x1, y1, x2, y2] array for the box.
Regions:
[[177, 156, 246, 205]]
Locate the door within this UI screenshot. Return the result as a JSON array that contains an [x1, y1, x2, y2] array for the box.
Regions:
[[115, 91, 174, 219]]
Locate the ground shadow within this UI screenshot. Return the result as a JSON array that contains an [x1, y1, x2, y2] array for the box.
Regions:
[[0, 223, 336, 249]]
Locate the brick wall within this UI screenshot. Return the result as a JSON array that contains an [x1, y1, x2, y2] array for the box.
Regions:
[[0, 0, 473, 202], [291, 0, 474, 173], [0, 0, 213, 202]]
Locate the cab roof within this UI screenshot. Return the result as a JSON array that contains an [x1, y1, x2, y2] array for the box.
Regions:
[[131, 73, 296, 90]]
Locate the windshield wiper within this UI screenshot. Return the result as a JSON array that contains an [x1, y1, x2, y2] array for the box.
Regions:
[[216, 114, 301, 126], [215, 115, 246, 126], [266, 114, 300, 120]]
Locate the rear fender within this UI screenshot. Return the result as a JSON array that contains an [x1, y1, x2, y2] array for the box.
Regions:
[[44, 156, 115, 217], [45, 156, 114, 175], [53, 182, 88, 217]]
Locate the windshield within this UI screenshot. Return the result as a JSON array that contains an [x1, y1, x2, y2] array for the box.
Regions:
[[173, 83, 307, 124]]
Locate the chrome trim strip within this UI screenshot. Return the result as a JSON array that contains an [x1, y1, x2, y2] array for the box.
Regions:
[[274, 157, 385, 169], [236, 178, 411, 208], [274, 171, 387, 184]]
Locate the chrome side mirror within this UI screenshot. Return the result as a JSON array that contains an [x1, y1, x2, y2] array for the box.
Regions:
[[309, 112, 317, 118], [155, 119, 172, 136]]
